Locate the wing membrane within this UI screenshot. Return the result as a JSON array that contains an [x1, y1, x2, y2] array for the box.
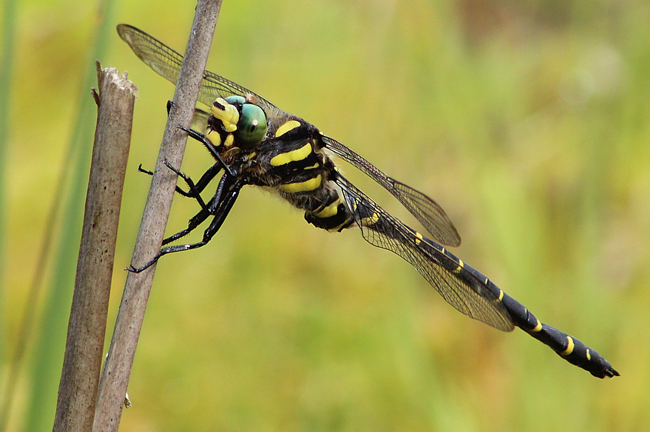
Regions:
[[325, 136, 461, 247], [118, 24, 461, 247], [335, 174, 512, 331], [117, 24, 280, 114]]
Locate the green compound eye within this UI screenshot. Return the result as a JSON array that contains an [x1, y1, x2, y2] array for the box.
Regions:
[[235, 103, 267, 148], [225, 95, 246, 105]]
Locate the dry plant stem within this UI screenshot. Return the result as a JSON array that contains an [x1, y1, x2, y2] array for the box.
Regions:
[[53, 63, 137, 432], [93, 1, 222, 430]]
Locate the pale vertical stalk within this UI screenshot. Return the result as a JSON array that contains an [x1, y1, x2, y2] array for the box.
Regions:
[[93, 1, 223, 430], [53, 63, 137, 432]]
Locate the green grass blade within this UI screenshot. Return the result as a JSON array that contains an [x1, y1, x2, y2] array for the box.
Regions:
[[0, 0, 17, 378], [0, 0, 17, 429]]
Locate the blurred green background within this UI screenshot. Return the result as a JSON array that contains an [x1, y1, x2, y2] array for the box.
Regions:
[[1, 0, 648, 430]]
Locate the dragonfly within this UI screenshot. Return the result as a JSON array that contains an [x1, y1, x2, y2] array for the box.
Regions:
[[117, 24, 618, 378]]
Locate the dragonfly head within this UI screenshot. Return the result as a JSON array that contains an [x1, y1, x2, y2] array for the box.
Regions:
[[210, 95, 268, 149]]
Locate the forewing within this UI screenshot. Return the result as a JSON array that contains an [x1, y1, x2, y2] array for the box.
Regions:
[[324, 136, 461, 247], [335, 174, 512, 331], [117, 24, 282, 115]]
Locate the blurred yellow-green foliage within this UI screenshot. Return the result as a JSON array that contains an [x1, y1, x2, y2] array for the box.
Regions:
[[1, 0, 649, 430]]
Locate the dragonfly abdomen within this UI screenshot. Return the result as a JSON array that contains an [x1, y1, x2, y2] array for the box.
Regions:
[[499, 292, 618, 378], [419, 233, 619, 378], [304, 189, 355, 232]]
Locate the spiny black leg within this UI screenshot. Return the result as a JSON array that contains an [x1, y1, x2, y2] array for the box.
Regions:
[[167, 100, 227, 173], [166, 100, 209, 119], [127, 179, 244, 273], [138, 163, 197, 198], [179, 126, 235, 178], [161, 207, 210, 246], [161, 170, 237, 245], [162, 161, 208, 210], [138, 161, 223, 206], [138, 164, 154, 176], [186, 162, 222, 196]]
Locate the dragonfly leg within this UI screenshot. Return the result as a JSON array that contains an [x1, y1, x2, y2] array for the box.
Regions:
[[137, 162, 222, 209], [161, 170, 236, 245], [127, 174, 244, 273], [179, 126, 235, 178]]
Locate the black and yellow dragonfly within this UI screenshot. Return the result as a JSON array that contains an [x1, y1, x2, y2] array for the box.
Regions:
[[117, 24, 618, 378]]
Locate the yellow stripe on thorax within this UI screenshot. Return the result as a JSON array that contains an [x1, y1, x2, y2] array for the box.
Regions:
[[275, 120, 301, 137], [270, 142, 313, 167], [279, 175, 322, 193]]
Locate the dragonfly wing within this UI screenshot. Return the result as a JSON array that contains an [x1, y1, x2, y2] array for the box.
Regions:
[[335, 174, 512, 331], [117, 24, 282, 114], [324, 136, 461, 247]]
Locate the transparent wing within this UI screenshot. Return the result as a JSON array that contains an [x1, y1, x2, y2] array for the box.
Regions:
[[118, 23, 461, 248], [116, 24, 282, 115], [335, 173, 512, 331], [325, 136, 461, 247], [191, 107, 210, 132]]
